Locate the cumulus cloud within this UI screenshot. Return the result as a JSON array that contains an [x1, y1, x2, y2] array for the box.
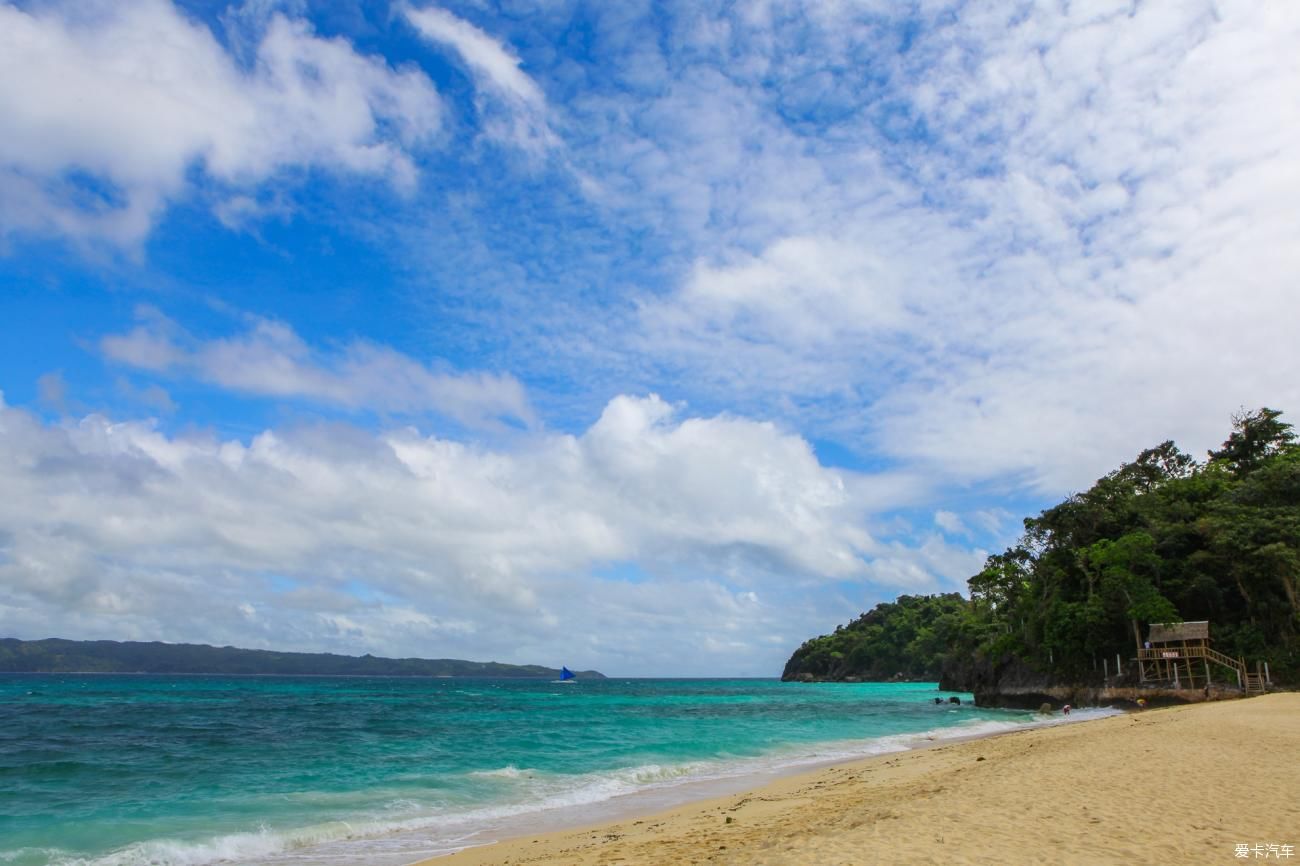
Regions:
[[0, 0, 441, 245], [100, 309, 533, 430], [0, 393, 951, 674], [403, 4, 556, 155]]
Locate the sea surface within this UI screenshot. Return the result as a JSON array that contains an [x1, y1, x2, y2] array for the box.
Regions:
[[0, 675, 1117, 866]]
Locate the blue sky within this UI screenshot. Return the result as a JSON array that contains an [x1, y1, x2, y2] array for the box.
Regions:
[[2, 0, 1298, 676]]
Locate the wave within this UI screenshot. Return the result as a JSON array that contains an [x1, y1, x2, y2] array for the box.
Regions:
[[32, 706, 1122, 866]]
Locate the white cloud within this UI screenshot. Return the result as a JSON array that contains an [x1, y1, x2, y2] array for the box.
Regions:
[[664, 235, 913, 345], [0, 0, 441, 245], [0, 393, 960, 675], [933, 510, 966, 537], [100, 309, 533, 430], [864, 534, 988, 596], [613, 1, 1300, 493], [403, 4, 556, 155]]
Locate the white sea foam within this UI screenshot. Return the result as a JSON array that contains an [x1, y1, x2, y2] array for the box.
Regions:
[[42, 706, 1123, 866], [469, 764, 527, 778]]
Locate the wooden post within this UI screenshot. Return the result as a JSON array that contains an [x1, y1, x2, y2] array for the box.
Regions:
[[1265, 661, 1271, 684], [1104, 658, 1109, 681], [1116, 653, 1122, 677], [1204, 660, 1211, 689]]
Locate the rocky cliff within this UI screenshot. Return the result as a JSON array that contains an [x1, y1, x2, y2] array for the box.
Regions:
[[940, 653, 1235, 709]]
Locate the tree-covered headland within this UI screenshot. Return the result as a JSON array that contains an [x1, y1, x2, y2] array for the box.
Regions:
[[784, 409, 1300, 687], [782, 593, 969, 681]]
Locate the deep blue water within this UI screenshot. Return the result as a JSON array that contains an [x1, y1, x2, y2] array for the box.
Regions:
[[0, 676, 1103, 865]]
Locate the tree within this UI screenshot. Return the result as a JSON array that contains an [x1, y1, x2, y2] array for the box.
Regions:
[[1081, 531, 1178, 653], [1208, 407, 1296, 477]]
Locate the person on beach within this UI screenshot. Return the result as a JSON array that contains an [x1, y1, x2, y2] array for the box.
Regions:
[[1062, 704, 1071, 715]]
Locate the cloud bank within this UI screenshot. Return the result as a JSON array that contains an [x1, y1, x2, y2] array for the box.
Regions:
[[0, 393, 980, 674]]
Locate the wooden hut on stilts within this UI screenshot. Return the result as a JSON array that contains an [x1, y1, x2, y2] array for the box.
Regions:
[[1137, 621, 1268, 693]]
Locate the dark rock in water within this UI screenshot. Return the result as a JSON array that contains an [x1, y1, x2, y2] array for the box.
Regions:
[[934, 697, 944, 704], [948, 696, 961, 704]]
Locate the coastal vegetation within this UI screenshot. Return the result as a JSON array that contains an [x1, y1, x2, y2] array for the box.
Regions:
[[0, 638, 604, 679], [785, 408, 1300, 687]]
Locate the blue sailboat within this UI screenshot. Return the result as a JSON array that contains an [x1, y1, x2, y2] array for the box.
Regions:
[[557, 666, 576, 683]]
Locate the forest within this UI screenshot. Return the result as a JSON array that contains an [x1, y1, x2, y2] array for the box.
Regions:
[[784, 408, 1300, 685]]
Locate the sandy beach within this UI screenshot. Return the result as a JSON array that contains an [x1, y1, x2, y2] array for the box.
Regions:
[[418, 693, 1299, 866]]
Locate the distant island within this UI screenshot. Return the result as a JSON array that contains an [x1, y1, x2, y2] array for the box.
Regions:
[[784, 408, 1299, 704], [0, 638, 605, 679]]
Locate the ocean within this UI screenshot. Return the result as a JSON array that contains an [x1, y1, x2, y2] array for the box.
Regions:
[[0, 675, 1116, 866]]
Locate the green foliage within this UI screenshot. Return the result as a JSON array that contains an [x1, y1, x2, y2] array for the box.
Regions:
[[1208, 408, 1295, 478], [963, 407, 1300, 682], [781, 594, 974, 681], [0, 639, 605, 679]]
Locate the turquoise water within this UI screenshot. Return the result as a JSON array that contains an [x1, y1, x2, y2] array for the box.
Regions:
[[0, 676, 1106, 865]]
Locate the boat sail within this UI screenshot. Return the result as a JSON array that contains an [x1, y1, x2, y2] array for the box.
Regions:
[[558, 666, 576, 682]]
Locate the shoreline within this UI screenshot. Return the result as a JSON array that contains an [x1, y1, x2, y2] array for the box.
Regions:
[[391, 708, 1115, 861], [412, 693, 1299, 865], [374, 705, 1119, 864]]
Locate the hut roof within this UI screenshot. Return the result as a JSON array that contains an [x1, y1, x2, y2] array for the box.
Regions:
[[1147, 621, 1209, 643]]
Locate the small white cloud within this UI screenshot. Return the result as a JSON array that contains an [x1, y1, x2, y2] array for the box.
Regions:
[[36, 372, 67, 411], [403, 4, 556, 154], [933, 510, 967, 537]]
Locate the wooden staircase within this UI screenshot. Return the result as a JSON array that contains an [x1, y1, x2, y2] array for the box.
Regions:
[[1202, 646, 1247, 684], [1203, 646, 1266, 693]]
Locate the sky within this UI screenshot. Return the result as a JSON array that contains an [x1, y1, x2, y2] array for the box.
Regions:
[[2, 0, 1298, 677]]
